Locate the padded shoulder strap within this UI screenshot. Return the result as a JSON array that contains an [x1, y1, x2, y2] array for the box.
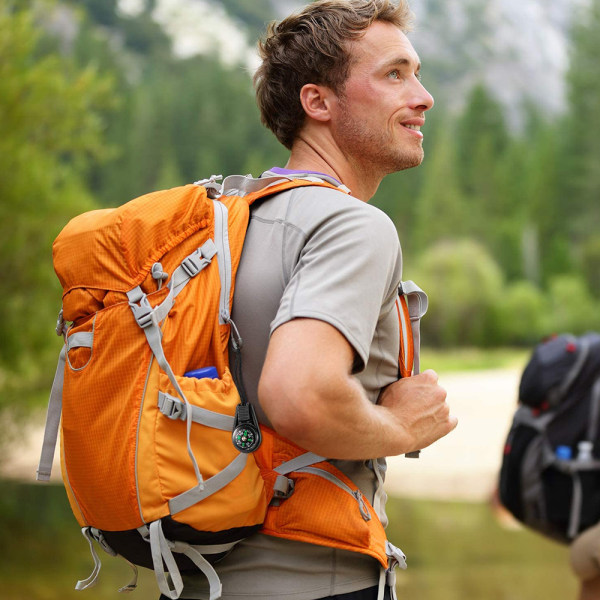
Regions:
[[222, 174, 348, 206], [396, 281, 428, 378]]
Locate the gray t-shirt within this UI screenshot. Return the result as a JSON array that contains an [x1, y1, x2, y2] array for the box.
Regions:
[[181, 177, 403, 599]]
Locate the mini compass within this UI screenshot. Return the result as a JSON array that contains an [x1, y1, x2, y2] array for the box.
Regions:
[[232, 403, 261, 453]]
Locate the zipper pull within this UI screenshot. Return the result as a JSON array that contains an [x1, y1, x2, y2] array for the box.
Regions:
[[353, 490, 371, 521]]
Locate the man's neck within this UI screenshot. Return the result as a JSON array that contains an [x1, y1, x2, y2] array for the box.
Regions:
[[286, 136, 382, 202]]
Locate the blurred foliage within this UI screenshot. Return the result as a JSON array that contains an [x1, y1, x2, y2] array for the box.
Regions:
[[0, 1, 116, 422], [415, 240, 504, 347], [492, 281, 548, 346]]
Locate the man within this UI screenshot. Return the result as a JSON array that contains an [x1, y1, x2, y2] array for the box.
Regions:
[[176, 1, 457, 598]]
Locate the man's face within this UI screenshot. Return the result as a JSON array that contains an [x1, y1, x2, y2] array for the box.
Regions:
[[330, 21, 434, 175]]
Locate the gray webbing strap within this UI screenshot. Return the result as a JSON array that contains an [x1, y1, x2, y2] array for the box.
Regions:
[[128, 227, 235, 501], [377, 568, 386, 600], [127, 240, 217, 490], [513, 405, 555, 432], [158, 391, 235, 430], [66, 331, 93, 351], [212, 201, 232, 324], [148, 520, 222, 600], [149, 520, 184, 599], [37, 345, 67, 481], [260, 170, 351, 192], [115, 555, 139, 593], [569, 472, 583, 539], [64, 329, 95, 372], [174, 544, 222, 600], [377, 541, 407, 600], [127, 294, 204, 488], [194, 175, 223, 198], [169, 452, 248, 515], [586, 378, 600, 441], [271, 453, 327, 502], [75, 527, 102, 591], [75, 527, 139, 593], [400, 280, 428, 375], [554, 336, 590, 404], [221, 174, 292, 196], [169, 240, 217, 300], [222, 173, 350, 197], [274, 452, 326, 475], [371, 458, 387, 523], [187, 541, 238, 555]]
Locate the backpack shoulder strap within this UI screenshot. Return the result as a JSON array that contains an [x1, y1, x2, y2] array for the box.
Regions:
[[396, 280, 428, 378], [221, 174, 349, 205]]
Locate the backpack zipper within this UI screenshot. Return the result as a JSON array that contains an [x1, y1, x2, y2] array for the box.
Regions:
[[295, 466, 371, 521]]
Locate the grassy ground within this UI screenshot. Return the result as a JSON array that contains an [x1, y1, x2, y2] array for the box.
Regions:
[[420, 346, 530, 373], [0, 480, 577, 600]]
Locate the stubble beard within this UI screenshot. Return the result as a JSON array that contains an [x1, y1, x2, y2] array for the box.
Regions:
[[335, 106, 424, 175]]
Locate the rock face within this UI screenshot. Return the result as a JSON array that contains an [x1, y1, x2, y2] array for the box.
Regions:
[[407, 0, 588, 124]]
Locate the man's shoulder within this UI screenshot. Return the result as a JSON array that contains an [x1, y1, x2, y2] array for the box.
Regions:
[[253, 183, 397, 238]]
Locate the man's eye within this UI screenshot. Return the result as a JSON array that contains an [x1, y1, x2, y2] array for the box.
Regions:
[[387, 70, 400, 79]]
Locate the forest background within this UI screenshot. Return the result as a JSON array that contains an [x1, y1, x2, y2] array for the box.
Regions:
[[2, 0, 600, 428]]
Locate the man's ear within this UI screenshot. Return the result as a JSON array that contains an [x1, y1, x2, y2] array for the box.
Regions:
[[299, 83, 334, 122]]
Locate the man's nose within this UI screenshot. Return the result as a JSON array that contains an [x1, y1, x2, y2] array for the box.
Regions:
[[410, 78, 434, 112]]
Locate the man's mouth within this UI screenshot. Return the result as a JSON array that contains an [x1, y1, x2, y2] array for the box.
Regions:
[[401, 122, 424, 138]]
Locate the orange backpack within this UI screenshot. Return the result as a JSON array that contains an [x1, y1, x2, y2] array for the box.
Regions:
[[37, 174, 427, 600]]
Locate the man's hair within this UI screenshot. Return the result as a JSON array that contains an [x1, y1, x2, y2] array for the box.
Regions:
[[254, 0, 413, 149]]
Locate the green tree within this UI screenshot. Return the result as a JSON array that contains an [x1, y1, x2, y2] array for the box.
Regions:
[[0, 2, 116, 417], [492, 111, 568, 285], [562, 0, 600, 291], [492, 281, 548, 345], [454, 84, 509, 241], [414, 239, 504, 347], [542, 274, 600, 335], [412, 125, 468, 251]]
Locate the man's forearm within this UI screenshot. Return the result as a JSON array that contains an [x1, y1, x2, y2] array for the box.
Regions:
[[260, 334, 456, 459]]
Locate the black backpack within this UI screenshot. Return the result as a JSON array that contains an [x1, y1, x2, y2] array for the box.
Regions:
[[499, 332, 600, 543]]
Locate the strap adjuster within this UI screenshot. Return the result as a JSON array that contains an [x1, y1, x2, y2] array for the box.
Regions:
[[158, 392, 186, 420], [272, 475, 295, 499], [129, 295, 157, 329], [181, 254, 208, 278], [55, 308, 68, 336]]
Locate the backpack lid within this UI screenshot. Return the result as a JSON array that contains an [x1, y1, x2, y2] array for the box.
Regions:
[[54, 185, 212, 296], [519, 335, 582, 407]]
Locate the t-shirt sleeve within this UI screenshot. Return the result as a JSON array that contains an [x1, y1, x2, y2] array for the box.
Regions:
[[270, 196, 402, 371]]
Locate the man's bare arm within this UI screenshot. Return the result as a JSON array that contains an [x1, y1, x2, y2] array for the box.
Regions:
[[258, 318, 457, 459]]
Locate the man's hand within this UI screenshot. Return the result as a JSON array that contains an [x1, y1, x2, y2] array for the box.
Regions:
[[378, 370, 458, 454]]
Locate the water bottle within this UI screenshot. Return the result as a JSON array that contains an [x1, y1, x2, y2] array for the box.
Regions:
[[184, 366, 219, 379], [577, 441, 594, 462]]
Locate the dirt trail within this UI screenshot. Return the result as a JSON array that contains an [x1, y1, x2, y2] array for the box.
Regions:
[[386, 368, 520, 501], [2, 368, 521, 501]]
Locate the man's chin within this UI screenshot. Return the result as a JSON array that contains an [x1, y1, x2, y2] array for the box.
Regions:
[[394, 151, 424, 172]]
